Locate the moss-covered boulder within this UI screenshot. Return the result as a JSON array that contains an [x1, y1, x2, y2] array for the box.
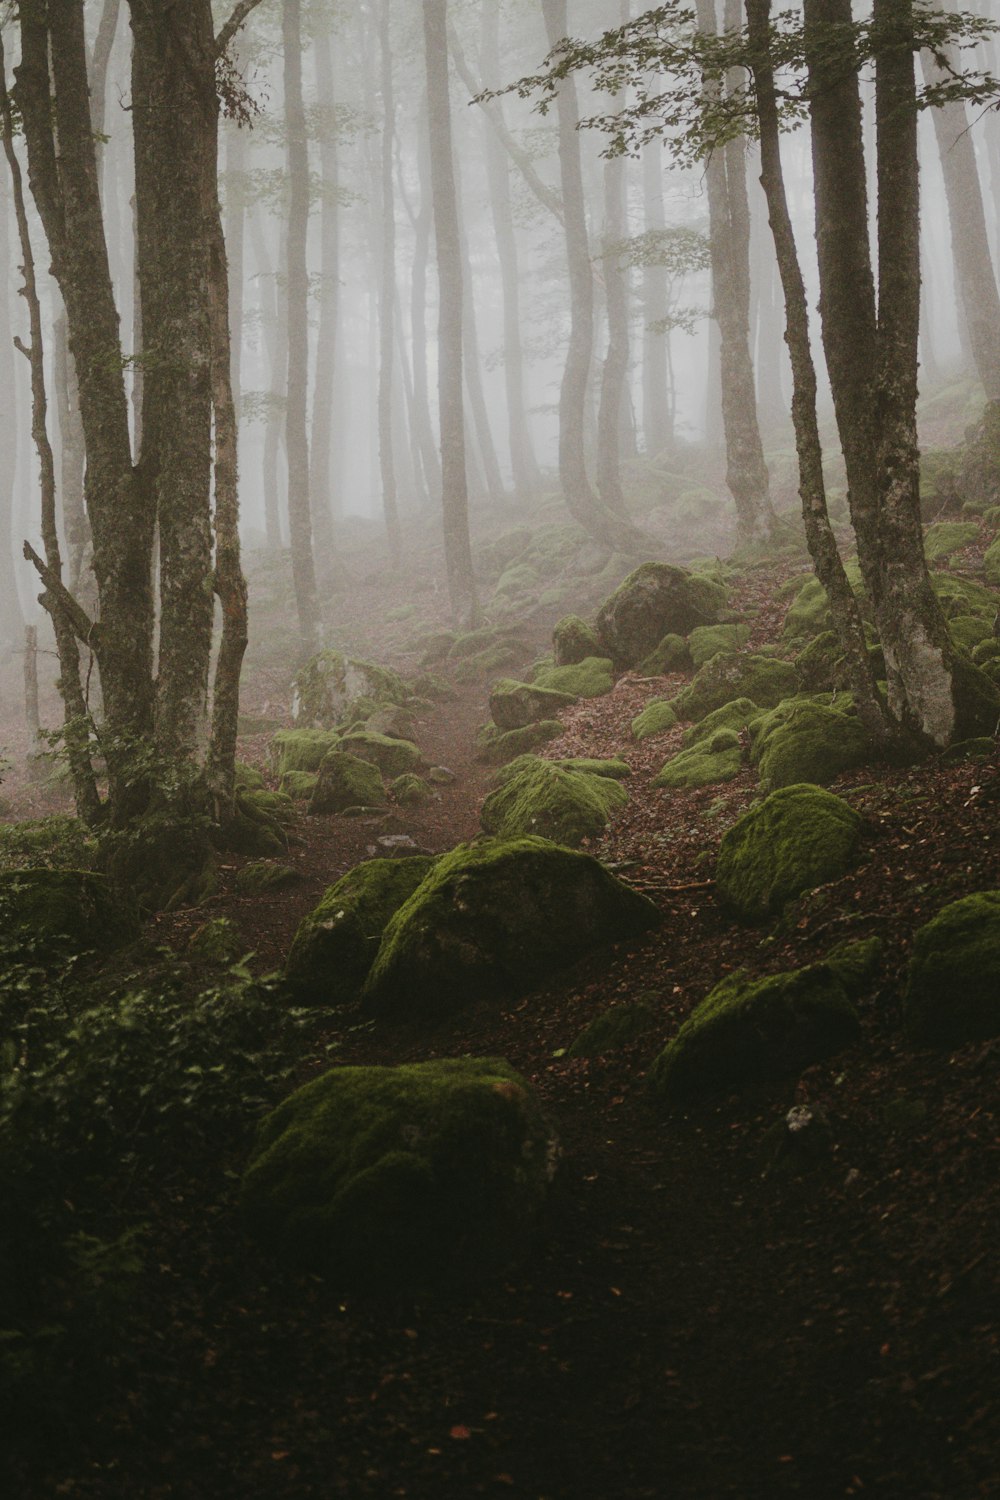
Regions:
[[187, 915, 245, 965], [480, 759, 628, 846], [279, 769, 319, 801], [285, 855, 435, 1003], [675, 653, 799, 722], [338, 731, 425, 779], [235, 861, 300, 896], [365, 704, 417, 740], [681, 697, 758, 749], [567, 998, 657, 1057], [923, 521, 979, 563], [637, 633, 692, 676], [488, 678, 577, 731], [362, 837, 660, 1021], [648, 964, 861, 1104], [391, 773, 432, 807], [292, 651, 409, 729], [241, 1057, 556, 1292], [474, 719, 564, 766], [270, 728, 341, 776], [554, 756, 632, 780], [903, 891, 1000, 1047], [234, 761, 265, 791], [595, 562, 726, 668], [309, 751, 386, 815], [781, 576, 832, 639], [950, 651, 1000, 740], [553, 614, 601, 666], [949, 614, 994, 655], [750, 700, 869, 790], [984, 535, 1000, 588], [631, 698, 679, 741], [653, 730, 744, 789], [715, 783, 862, 922], [532, 657, 614, 699], [823, 936, 883, 997], [931, 570, 997, 621], [0, 869, 138, 955], [688, 622, 750, 669]]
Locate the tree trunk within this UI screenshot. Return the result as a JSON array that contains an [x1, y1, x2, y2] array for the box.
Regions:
[[0, 182, 24, 645], [283, 0, 320, 656], [597, 1, 631, 518], [311, 20, 342, 541], [422, 0, 479, 629], [456, 161, 506, 508], [376, 0, 402, 566], [407, 107, 443, 505], [641, 144, 672, 456], [249, 209, 286, 548]]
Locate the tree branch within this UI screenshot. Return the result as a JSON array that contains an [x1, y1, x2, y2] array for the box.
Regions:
[[215, 0, 265, 59], [23, 540, 97, 647]]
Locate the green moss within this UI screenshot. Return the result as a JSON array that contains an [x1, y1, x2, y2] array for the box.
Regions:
[[292, 652, 410, 730], [362, 837, 660, 1021], [752, 701, 869, 790], [410, 670, 457, 701], [391, 773, 432, 807], [453, 643, 525, 683], [494, 561, 539, 598], [480, 759, 628, 845], [241, 1057, 556, 1292], [552, 614, 601, 666], [0, 815, 97, 873], [688, 622, 750, 668], [653, 730, 744, 789], [309, 752, 386, 815], [595, 561, 727, 668], [0, 869, 138, 955], [235, 861, 300, 896], [715, 784, 862, 922], [675, 653, 799, 722], [418, 631, 457, 666], [270, 728, 341, 776], [648, 964, 860, 1103], [279, 769, 319, 801], [904, 891, 1000, 1047], [474, 720, 564, 766], [234, 762, 265, 791], [631, 698, 680, 740], [532, 656, 614, 699], [554, 756, 632, 780], [241, 788, 296, 824], [782, 576, 831, 638], [187, 915, 245, 964], [950, 614, 994, 654], [949, 651, 1000, 739], [681, 697, 758, 749], [939, 736, 995, 764], [284, 855, 435, 1003], [337, 732, 425, 779], [637, 633, 693, 675], [823, 936, 883, 997], [984, 535, 1000, 588], [923, 521, 979, 562], [931, 571, 997, 620], [488, 678, 577, 731], [971, 638, 1000, 665], [567, 998, 657, 1057], [794, 631, 841, 692], [365, 704, 417, 740]]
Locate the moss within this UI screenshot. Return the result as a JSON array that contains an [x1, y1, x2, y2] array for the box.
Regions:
[[823, 936, 883, 997], [0, 815, 97, 873], [235, 861, 300, 896], [285, 855, 435, 1003], [453, 643, 525, 683], [418, 631, 457, 667], [391, 773, 432, 807], [449, 626, 511, 660], [971, 637, 1000, 665], [715, 784, 862, 922], [653, 729, 744, 789], [291, 652, 410, 730], [488, 678, 577, 731], [241, 1057, 556, 1292], [552, 614, 601, 666], [794, 631, 842, 692], [939, 736, 995, 764], [309, 752, 386, 815], [410, 670, 457, 701], [949, 613, 994, 655], [0, 869, 138, 955], [931, 571, 997, 620], [480, 759, 628, 845], [474, 719, 564, 766], [631, 698, 680, 740], [241, 788, 296, 824], [903, 891, 1000, 1047], [648, 963, 860, 1103], [337, 731, 425, 779], [923, 521, 979, 562], [949, 651, 1000, 740], [270, 728, 341, 776], [595, 561, 727, 668], [688, 622, 750, 668], [187, 916, 245, 965], [567, 997, 657, 1057], [226, 792, 287, 858], [365, 704, 417, 740], [681, 696, 758, 749], [279, 769, 319, 801], [751, 701, 869, 790], [675, 653, 799, 722], [782, 576, 831, 638], [493, 561, 539, 598], [554, 756, 631, 780], [532, 656, 614, 699], [234, 761, 265, 791], [362, 836, 660, 1021], [984, 535, 1000, 587], [637, 633, 692, 676]]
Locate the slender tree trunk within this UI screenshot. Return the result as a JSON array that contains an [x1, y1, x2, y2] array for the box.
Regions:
[[641, 145, 672, 455], [249, 209, 286, 548], [376, 0, 402, 566], [311, 21, 342, 538], [456, 163, 506, 507], [0, 185, 24, 645], [409, 110, 443, 504], [224, 119, 247, 424], [422, 0, 479, 628], [597, 1, 631, 517], [283, 0, 320, 655], [53, 313, 90, 601]]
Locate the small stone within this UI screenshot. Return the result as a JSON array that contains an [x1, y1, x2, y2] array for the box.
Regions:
[[428, 765, 457, 785]]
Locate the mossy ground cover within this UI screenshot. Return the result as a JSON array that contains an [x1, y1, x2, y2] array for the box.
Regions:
[[480, 758, 629, 844]]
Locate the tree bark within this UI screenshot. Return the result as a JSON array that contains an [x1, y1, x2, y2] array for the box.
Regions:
[[0, 182, 24, 645], [311, 20, 343, 539], [408, 108, 443, 504], [376, 0, 402, 565], [596, 0, 631, 518], [641, 144, 672, 456]]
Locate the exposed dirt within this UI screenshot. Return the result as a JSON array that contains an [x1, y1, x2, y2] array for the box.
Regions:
[[4, 539, 999, 1500]]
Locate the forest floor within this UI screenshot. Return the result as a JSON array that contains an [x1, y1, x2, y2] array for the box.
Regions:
[[3, 523, 999, 1500]]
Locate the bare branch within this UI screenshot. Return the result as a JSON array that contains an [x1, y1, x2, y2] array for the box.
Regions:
[[215, 0, 265, 60], [22, 540, 97, 647]]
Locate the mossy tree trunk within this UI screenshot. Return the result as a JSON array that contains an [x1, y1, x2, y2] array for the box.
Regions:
[[596, 0, 631, 520], [376, 0, 402, 567]]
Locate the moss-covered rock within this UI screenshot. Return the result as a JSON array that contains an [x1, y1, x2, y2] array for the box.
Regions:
[[285, 855, 435, 1003], [187, 915, 245, 965], [923, 521, 979, 563], [0, 869, 138, 955], [291, 651, 409, 729], [931, 571, 998, 621], [751, 700, 869, 790], [532, 657, 614, 699], [365, 704, 417, 740], [653, 730, 744, 789], [939, 736, 995, 764], [688, 622, 750, 668], [279, 769, 319, 801], [0, 815, 97, 873], [488, 678, 577, 731], [631, 698, 679, 741], [675, 653, 799, 722], [949, 614, 994, 655], [480, 759, 628, 845], [648, 964, 860, 1103], [715, 784, 862, 922], [241, 1057, 557, 1293], [338, 731, 425, 779], [950, 651, 1000, 740], [494, 561, 539, 598], [453, 643, 526, 683], [903, 891, 1000, 1047], [637, 633, 692, 676], [391, 773, 432, 807], [309, 752, 387, 815], [270, 728, 341, 776], [567, 997, 657, 1057], [554, 756, 632, 780], [241, 788, 296, 824], [474, 719, 564, 766], [552, 614, 601, 666], [781, 576, 832, 639], [681, 697, 759, 749], [793, 631, 841, 692], [823, 936, 883, 997], [410, 670, 457, 701], [595, 561, 727, 668], [234, 761, 265, 791], [235, 861, 300, 896], [984, 534, 1000, 588], [362, 837, 660, 1021]]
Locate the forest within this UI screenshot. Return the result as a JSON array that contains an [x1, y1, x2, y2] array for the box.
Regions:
[[0, 0, 998, 1495]]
